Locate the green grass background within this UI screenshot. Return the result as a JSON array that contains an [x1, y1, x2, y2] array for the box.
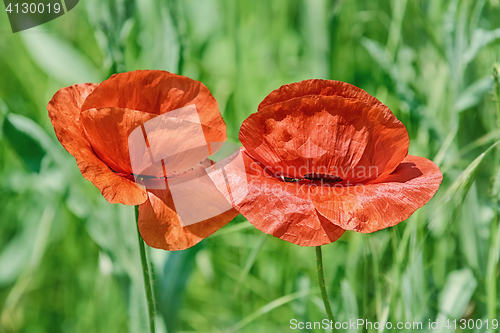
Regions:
[[1, 0, 500, 332]]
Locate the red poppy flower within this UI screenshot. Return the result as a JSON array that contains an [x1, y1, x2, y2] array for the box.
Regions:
[[48, 70, 238, 250], [207, 79, 442, 246]]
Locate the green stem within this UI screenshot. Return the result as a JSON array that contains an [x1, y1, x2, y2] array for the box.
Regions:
[[316, 246, 338, 333], [494, 65, 500, 133], [487, 65, 500, 326], [135, 206, 156, 333]]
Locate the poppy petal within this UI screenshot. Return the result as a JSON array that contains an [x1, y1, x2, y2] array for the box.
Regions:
[[48, 83, 98, 156], [310, 155, 443, 232], [258, 79, 389, 111], [81, 107, 158, 175], [78, 159, 148, 205], [206, 148, 345, 246], [240, 95, 409, 182], [81, 70, 227, 145], [48, 84, 147, 205], [138, 161, 238, 251], [82, 106, 224, 180]]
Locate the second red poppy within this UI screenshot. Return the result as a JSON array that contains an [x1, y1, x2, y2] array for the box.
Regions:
[[207, 79, 443, 246]]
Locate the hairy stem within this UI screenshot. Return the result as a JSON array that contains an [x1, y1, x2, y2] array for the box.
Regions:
[[135, 206, 156, 333], [316, 246, 338, 332]]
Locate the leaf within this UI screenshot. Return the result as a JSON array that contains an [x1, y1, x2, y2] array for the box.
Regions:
[[85, 204, 151, 333], [462, 28, 500, 67], [128, 274, 149, 333], [0, 205, 55, 317], [223, 92, 240, 141], [85, 204, 140, 278], [340, 279, 358, 331], [209, 220, 253, 238], [20, 27, 102, 85], [291, 275, 311, 324], [231, 233, 267, 301], [442, 141, 499, 203], [434, 124, 458, 167], [493, 167, 500, 199], [454, 76, 494, 113], [360, 37, 416, 104], [360, 38, 392, 75], [441, 130, 500, 173], [157, 245, 200, 333], [0, 224, 36, 286], [302, 0, 329, 78], [225, 289, 311, 333], [2, 113, 50, 173], [134, 0, 181, 72], [458, 186, 481, 273], [437, 269, 477, 320], [443, 0, 459, 67]]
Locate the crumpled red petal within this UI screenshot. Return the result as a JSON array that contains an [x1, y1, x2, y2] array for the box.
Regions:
[[240, 95, 409, 182], [81, 70, 227, 146], [258, 79, 390, 112], [311, 155, 443, 232], [48, 84, 147, 205], [206, 148, 345, 246], [138, 160, 238, 251], [81, 107, 158, 175]]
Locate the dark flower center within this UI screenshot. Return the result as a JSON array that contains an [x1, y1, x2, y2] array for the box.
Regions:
[[280, 173, 343, 184], [304, 173, 343, 183]]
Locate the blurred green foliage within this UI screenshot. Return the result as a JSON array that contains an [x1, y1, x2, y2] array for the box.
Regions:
[[1, 0, 500, 332]]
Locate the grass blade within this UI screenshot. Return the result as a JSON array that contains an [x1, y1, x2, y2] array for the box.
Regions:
[[225, 289, 311, 333], [231, 233, 267, 301], [442, 141, 500, 203], [20, 28, 102, 85], [437, 269, 477, 322]]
